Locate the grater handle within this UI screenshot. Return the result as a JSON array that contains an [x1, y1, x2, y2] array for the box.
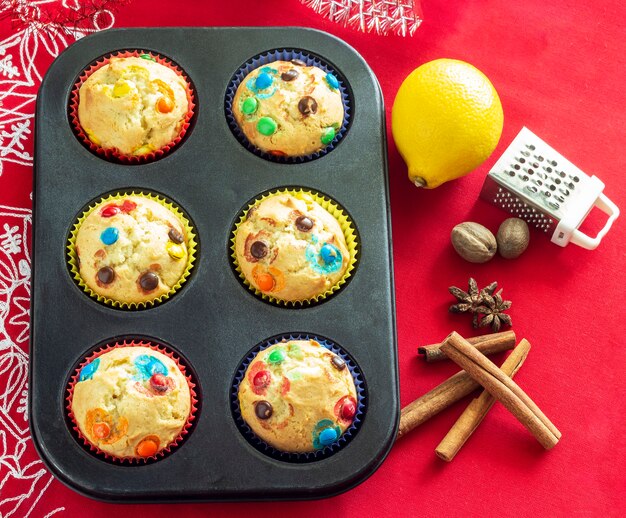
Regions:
[[569, 193, 620, 250]]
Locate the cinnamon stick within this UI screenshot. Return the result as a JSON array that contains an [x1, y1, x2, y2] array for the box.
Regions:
[[440, 332, 561, 449], [397, 371, 479, 440], [418, 330, 516, 362], [435, 339, 531, 461]]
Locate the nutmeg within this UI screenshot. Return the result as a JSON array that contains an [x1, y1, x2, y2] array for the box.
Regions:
[[497, 218, 530, 259], [451, 222, 497, 263]]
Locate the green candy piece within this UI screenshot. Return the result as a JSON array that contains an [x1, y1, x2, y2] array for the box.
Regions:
[[321, 127, 336, 145], [241, 97, 258, 115], [139, 54, 156, 62], [257, 117, 277, 136], [268, 348, 285, 364]]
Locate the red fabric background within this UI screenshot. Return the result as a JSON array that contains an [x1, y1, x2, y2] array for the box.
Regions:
[[1, 0, 625, 516]]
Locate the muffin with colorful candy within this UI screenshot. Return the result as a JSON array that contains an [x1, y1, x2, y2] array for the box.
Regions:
[[70, 193, 195, 308], [73, 53, 193, 161], [68, 343, 194, 461], [237, 339, 358, 453], [233, 191, 355, 305], [232, 59, 344, 157]]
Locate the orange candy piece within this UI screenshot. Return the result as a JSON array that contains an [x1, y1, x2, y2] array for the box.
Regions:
[[156, 96, 175, 113], [256, 272, 275, 292], [92, 422, 110, 439], [136, 435, 160, 457]]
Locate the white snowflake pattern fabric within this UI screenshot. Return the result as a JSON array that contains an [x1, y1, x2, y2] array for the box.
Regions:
[[300, 0, 423, 36]]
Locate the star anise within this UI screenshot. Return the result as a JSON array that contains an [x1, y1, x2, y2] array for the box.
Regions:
[[476, 289, 512, 332], [449, 278, 498, 328]]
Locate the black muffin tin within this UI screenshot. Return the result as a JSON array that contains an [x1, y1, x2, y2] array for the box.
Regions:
[[30, 27, 398, 502]]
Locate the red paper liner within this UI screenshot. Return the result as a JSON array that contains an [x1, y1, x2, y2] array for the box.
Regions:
[[68, 50, 196, 164], [65, 339, 198, 464]]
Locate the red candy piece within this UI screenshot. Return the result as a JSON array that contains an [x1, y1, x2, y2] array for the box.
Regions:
[[100, 204, 120, 218], [341, 398, 357, 421], [253, 370, 271, 390], [150, 373, 169, 393], [121, 200, 137, 213]]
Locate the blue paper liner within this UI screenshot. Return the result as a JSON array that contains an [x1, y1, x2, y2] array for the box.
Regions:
[[231, 333, 367, 463], [224, 49, 353, 164]]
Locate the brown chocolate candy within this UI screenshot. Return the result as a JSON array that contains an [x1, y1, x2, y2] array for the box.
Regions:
[[168, 228, 184, 244], [255, 400, 273, 420], [290, 59, 307, 67], [331, 355, 346, 371], [281, 69, 299, 82], [97, 266, 115, 284], [298, 96, 318, 116], [295, 215, 314, 232], [139, 271, 159, 291], [250, 240, 268, 259]]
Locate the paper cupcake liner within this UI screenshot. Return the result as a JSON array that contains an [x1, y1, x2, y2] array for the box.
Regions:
[[69, 50, 196, 164], [230, 187, 359, 307], [224, 48, 352, 163], [231, 333, 366, 463], [65, 339, 199, 465], [67, 190, 198, 310]]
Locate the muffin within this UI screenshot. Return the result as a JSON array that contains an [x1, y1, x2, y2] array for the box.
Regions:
[[234, 192, 350, 303], [77, 55, 190, 157], [72, 194, 193, 306], [70, 346, 192, 460], [238, 339, 358, 453], [232, 60, 344, 157]]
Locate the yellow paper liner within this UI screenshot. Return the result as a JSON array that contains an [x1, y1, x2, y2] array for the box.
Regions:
[[230, 188, 359, 307], [65, 339, 198, 464], [67, 191, 197, 310], [69, 50, 195, 164]]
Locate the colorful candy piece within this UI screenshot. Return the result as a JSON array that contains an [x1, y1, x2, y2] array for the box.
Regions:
[[250, 240, 268, 259], [298, 96, 318, 117], [257, 117, 277, 136], [287, 342, 303, 359], [121, 200, 137, 213], [290, 58, 307, 66], [340, 396, 357, 421], [92, 421, 111, 439], [168, 228, 184, 244], [325, 73, 339, 91], [312, 419, 341, 449], [100, 205, 120, 218], [139, 271, 159, 291], [166, 242, 185, 260], [255, 400, 273, 419], [85, 408, 128, 445], [253, 370, 271, 393], [255, 72, 273, 90], [295, 215, 314, 232], [331, 355, 346, 371], [268, 347, 285, 365], [242, 97, 258, 115], [149, 373, 169, 393], [100, 227, 119, 245], [320, 243, 339, 264], [134, 354, 168, 380], [136, 435, 160, 457], [139, 54, 156, 62], [321, 127, 336, 145], [79, 358, 100, 382], [156, 96, 175, 113], [97, 266, 115, 285], [281, 69, 299, 82], [255, 272, 275, 292]]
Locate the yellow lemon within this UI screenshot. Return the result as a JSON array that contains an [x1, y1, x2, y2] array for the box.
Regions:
[[392, 59, 504, 189]]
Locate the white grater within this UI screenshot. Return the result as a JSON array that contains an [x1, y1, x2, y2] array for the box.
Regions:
[[480, 127, 620, 249]]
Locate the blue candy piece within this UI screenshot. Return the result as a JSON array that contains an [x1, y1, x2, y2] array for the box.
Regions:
[[325, 73, 339, 90], [79, 358, 100, 382], [100, 227, 119, 245], [134, 354, 168, 380], [255, 72, 273, 90], [320, 244, 338, 265], [318, 427, 339, 446], [312, 419, 341, 449]]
